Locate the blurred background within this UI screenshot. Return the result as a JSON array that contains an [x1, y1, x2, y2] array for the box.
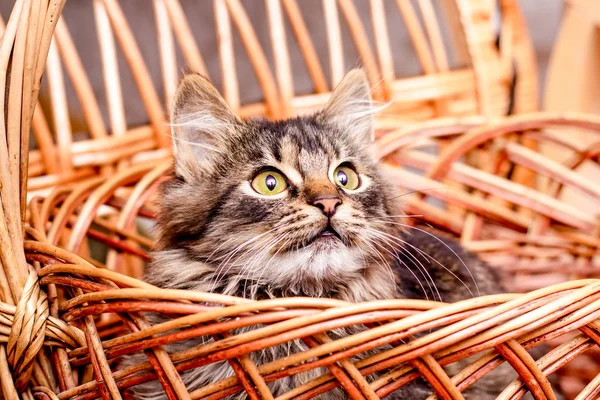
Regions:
[[0, 0, 567, 129]]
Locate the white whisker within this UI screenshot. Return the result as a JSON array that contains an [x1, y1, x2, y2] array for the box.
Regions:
[[251, 234, 292, 299], [208, 225, 283, 292], [365, 228, 440, 302], [388, 187, 460, 201], [372, 221, 479, 297], [169, 135, 223, 152], [365, 214, 423, 219], [361, 237, 397, 285], [239, 234, 286, 298]]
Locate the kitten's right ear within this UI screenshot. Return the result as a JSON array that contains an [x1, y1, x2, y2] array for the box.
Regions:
[[321, 69, 375, 143], [170, 74, 239, 181]]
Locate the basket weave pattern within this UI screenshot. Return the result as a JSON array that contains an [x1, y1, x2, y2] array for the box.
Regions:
[[19, 113, 600, 400], [1, 0, 599, 400]]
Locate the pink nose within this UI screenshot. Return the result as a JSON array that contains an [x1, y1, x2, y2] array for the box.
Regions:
[[312, 197, 341, 217]]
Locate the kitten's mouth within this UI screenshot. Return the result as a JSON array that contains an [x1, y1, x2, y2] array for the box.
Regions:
[[300, 224, 344, 248], [320, 225, 341, 239]]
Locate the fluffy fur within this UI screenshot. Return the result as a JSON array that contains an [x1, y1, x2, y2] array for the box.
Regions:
[[126, 70, 530, 399]]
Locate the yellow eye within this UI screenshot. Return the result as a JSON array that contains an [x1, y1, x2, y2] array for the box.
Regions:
[[333, 165, 360, 190], [251, 170, 288, 195]]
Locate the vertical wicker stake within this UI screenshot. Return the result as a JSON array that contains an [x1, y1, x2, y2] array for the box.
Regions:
[[0, 0, 66, 397]]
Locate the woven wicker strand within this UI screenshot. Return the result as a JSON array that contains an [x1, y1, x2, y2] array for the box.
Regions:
[[0, 0, 68, 397]]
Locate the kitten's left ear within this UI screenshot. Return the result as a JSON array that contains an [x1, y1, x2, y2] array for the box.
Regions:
[[170, 73, 240, 181], [322, 68, 374, 142]]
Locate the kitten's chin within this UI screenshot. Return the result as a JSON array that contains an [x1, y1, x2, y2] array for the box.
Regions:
[[308, 232, 344, 250], [274, 241, 364, 282]]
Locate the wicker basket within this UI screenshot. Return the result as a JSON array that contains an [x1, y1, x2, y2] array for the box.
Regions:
[[2, 0, 600, 400], [19, 112, 600, 400]]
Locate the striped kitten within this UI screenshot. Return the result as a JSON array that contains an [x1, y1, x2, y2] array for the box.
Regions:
[[129, 70, 521, 399]]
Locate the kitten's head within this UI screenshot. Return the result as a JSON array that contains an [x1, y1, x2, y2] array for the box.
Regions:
[[156, 69, 399, 298]]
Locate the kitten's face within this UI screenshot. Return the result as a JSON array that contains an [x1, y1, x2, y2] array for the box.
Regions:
[[158, 70, 397, 296]]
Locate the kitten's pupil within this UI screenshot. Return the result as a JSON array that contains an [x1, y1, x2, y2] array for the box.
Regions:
[[266, 175, 277, 191], [337, 170, 348, 186]]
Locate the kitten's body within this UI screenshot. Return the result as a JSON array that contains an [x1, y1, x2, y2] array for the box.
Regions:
[[126, 70, 535, 399], [134, 230, 504, 400]]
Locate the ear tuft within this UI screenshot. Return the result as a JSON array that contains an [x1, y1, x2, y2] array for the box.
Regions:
[[322, 68, 374, 142], [170, 74, 239, 181]]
